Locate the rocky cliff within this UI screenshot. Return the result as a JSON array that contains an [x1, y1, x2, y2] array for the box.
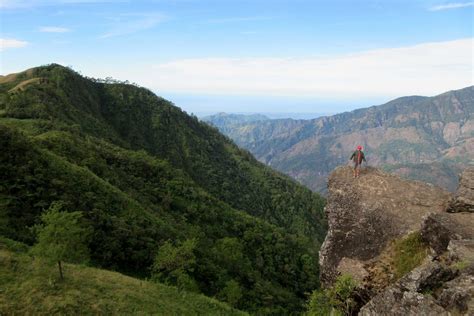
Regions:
[[319, 166, 474, 315]]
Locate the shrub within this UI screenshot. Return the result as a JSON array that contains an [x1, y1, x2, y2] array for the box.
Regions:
[[307, 274, 358, 316]]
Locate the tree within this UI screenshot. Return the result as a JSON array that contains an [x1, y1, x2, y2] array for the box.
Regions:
[[219, 279, 242, 307], [31, 202, 91, 280], [151, 238, 199, 292]]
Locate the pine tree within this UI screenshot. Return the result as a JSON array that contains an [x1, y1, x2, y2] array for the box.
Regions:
[[31, 202, 91, 280]]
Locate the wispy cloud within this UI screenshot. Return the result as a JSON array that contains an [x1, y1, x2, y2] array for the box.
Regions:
[[104, 38, 473, 99], [99, 13, 166, 38], [0, 38, 29, 51], [39, 26, 71, 33], [429, 2, 474, 11], [205, 16, 272, 24]]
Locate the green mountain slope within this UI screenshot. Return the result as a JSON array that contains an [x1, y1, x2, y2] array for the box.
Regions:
[[0, 240, 245, 315], [204, 88, 474, 193], [0, 64, 326, 314], [202, 113, 270, 134], [203, 112, 269, 125]]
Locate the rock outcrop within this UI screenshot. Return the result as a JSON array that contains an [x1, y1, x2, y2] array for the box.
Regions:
[[319, 166, 450, 286], [319, 166, 474, 315], [447, 167, 474, 213], [359, 261, 460, 315], [359, 287, 449, 316], [420, 212, 474, 255]]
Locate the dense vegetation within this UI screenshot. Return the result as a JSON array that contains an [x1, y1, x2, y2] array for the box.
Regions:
[[307, 274, 359, 316], [0, 64, 326, 314], [0, 238, 245, 315]]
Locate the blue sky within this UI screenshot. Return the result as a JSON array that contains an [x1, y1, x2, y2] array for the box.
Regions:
[[1, 0, 473, 114]]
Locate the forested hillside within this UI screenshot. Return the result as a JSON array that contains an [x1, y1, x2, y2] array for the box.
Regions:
[[0, 64, 326, 314], [202, 113, 269, 128], [205, 88, 474, 193]]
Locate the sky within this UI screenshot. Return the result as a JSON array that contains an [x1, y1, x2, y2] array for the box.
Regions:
[[1, 0, 473, 114]]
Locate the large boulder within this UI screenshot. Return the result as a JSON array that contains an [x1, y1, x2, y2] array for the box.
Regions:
[[360, 259, 473, 315], [437, 274, 474, 313], [359, 167, 474, 315], [360, 260, 468, 316], [420, 212, 474, 255], [397, 262, 458, 293], [447, 167, 474, 213], [320, 166, 474, 315], [319, 166, 451, 286], [359, 286, 448, 316], [448, 239, 474, 264]]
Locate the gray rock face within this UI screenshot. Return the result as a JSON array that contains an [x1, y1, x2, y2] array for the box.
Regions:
[[358, 167, 474, 315], [420, 212, 474, 255], [447, 167, 474, 213], [360, 234, 474, 316], [319, 166, 450, 286], [438, 274, 474, 313], [359, 286, 448, 316], [359, 260, 465, 316], [397, 262, 458, 293], [320, 166, 474, 315], [448, 239, 474, 264]]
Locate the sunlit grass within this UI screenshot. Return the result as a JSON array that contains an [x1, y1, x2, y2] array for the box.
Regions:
[[0, 240, 245, 315]]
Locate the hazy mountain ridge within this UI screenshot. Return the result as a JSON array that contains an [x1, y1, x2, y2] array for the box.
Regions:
[[202, 112, 270, 126], [205, 87, 474, 193]]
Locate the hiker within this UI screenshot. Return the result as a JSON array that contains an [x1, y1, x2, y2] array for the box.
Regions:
[[349, 145, 366, 178]]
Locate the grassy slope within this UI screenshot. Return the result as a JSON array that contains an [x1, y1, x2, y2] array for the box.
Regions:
[[0, 241, 245, 315]]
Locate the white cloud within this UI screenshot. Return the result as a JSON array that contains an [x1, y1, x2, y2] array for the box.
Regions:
[[0, 38, 29, 51], [429, 2, 474, 11], [105, 38, 473, 99], [39, 26, 71, 33], [99, 13, 166, 38]]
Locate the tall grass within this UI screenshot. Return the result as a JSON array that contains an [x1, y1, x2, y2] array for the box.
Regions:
[[392, 232, 429, 278]]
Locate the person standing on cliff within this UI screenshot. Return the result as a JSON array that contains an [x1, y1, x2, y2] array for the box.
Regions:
[[350, 145, 366, 178]]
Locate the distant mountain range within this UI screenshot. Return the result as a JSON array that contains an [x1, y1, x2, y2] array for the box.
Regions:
[[204, 87, 474, 193], [203, 112, 270, 126], [200, 112, 328, 120]]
